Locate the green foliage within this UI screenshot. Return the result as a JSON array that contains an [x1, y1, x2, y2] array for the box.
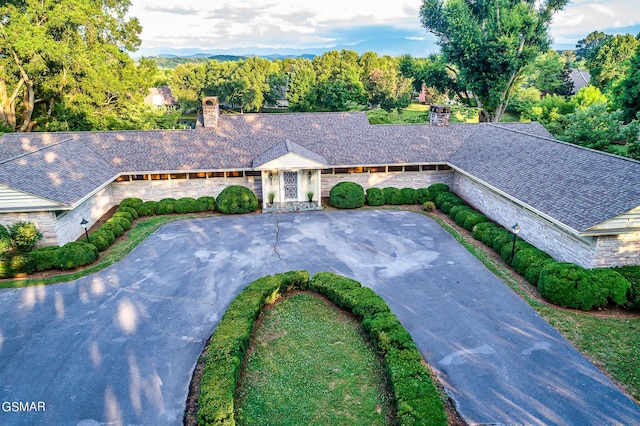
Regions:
[[9, 254, 35, 275], [382, 187, 403, 205], [120, 198, 144, 212], [462, 212, 489, 231], [106, 216, 131, 232], [9, 222, 43, 253], [612, 266, 640, 310], [0, 224, 12, 257], [524, 259, 556, 286], [29, 246, 60, 272], [157, 198, 176, 215], [574, 85, 608, 110], [450, 205, 471, 225], [559, 104, 633, 152], [590, 269, 631, 307], [434, 191, 465, 214], [416, 188, 431, 204], [586, 34, 639, 91], [427, 183, 449, 197], [100, 222, 124, 238], [538, 263, 607, 310], [400, 188, 418, 204], [89, 229, 116, 252], [512, 247, 553, 277], [194, 196, 216, 212], [55, 242, 99, 271], [500, 240, 534, 266], [329, 182, 365, 209], [112, 211, 134, 223], [471, 221, 497, 241], [617, 44, 640, 123], [138, 201, 159, 216], [365, 187, 385, 206], [422, 201, 436, 212], [492, 231, 517, 253], [116, 206, 139, 220], [216, 186, 259, 214], [174, 197, 196, 214]]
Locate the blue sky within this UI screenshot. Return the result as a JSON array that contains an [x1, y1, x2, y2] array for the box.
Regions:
[[128, 0, 640, 57]]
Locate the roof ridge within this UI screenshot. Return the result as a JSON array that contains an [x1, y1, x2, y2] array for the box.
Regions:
[[0, 136, 75, 165], [486, 123, 640, 165]]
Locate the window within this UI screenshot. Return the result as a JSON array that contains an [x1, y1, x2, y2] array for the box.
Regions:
[[131, 174, 148, 181], [170, 173, 187, 180], [226, 171, 243, 178], [321, 168, 333, 174], [208, 172, 225, 178], [245, 170, 261, 177], [421, 165, 437, 171], [367, 166, 386, 173], [404, 165, 420, 172], [334, 168, 350, 174], [115, 175, 130, 182], [189, 172, 207, 179], [388, 166, 403, 172], [439, 165, 452, 171], [351, 167, 365, 173]]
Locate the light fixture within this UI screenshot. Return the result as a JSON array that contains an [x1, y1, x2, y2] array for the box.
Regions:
[[268, 172, 273, 184], [510, 224, 521, 263], [80, 218, 89, 243], [308, 170, 312, 183]]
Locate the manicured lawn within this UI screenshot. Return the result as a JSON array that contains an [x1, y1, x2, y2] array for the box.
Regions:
[[234, 292, 395, 425]]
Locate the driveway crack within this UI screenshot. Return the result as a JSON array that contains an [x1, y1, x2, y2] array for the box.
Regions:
[[273, 213, 289, 268]]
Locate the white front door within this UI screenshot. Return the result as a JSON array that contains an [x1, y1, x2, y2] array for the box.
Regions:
[[283, 171, 298, 201]]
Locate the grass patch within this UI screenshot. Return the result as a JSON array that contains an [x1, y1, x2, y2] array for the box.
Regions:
[[234, 292, 394, 425]]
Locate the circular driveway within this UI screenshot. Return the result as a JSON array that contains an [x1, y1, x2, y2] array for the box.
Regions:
[[0, 210, 639, 425]]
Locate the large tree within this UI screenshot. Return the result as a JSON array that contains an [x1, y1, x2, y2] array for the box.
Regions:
[[617, 44, 640, 124], [420, 0, 569, 122], [0, 0, 142, 131], [586, 34, 639, 91]]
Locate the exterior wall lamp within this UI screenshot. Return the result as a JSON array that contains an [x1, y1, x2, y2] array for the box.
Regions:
[[268, 172, 273, 184], [511, 223, 521, 263], [308, 170, 312, 184], [80, 218, 90, 243]]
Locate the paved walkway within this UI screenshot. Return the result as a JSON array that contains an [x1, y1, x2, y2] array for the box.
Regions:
[[0, 210, 639, 425]]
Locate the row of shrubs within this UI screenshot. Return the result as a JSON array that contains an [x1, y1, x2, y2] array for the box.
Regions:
[[198, 271, 447, 426], [329, 181, 451, 210], [3, 186, 260, 278], [434, 188, 638, 311]]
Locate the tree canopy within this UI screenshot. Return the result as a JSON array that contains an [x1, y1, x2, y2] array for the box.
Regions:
[[419, 0, 569, 122]]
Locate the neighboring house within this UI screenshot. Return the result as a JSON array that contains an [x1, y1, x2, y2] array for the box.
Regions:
[[144, 86, 179, 109], [1, 97, 640, 268], [569, 68, 591, 94]]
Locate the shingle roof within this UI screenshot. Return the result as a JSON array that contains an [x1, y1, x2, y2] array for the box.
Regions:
[[2, 113, 640, 233], [449, 123, 640, 232]]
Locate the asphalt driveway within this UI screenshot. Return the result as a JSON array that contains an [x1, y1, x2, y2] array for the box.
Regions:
[[0, 210, 639, 425]]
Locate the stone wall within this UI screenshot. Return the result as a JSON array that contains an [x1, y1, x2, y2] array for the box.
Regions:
[[321, 171, 454, 197], [453, 173, 600, 268], [55, 186, 115, 246], [592, 233, 640, 267], [111, 176, 262, 203]]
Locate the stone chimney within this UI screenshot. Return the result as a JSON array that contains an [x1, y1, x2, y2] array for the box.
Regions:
[[429, 105, 451, 126], [202, 96, 220, 128]]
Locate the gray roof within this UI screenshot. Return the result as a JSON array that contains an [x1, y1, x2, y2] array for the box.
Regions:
[[1, 113, 640, 233]]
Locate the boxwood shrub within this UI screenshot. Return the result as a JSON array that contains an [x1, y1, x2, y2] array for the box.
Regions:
[[194, 196, 216, 212], [525, 259, 556, 286], [512, 247, 553, 276], [472, 222, 496, 241], [55, 242, 99, 270], [538, 263, 607, 310], [492, 229, 517, 252], [382, 187, 403, 205], [451, 206, 473, 226], [106, 216, 131, 232], [119, 197, 143, 212], [590, 268, 631, 307], [89, 229, 116, 252], [422, 201, 436, 211], [434, 192, 465, 214], [116, 205, 139, 219], [174, 197, 196, 214], [100, 222, 124, 238], [416, 188, 431, 204], [400, 188, 418, 204], [613, 266, 640, 310], [29, 246, 60, 272], [216, 186, 259, 214], [462, 212, 489, 231], [500, 240, 534, 266], [366, 187, 385, 206], [329, 182, 364, 209], [9, 254, 35, 275], [9, 221, 42, 253], [112, 211, 133, 223], [427, 183, 449, 198], [157, 198, 177, 215], [138, 200, 159, 216]]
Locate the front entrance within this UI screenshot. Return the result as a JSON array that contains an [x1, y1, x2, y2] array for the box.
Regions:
[[283, 171, 298, 200]]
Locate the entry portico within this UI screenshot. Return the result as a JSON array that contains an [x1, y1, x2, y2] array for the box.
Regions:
[[253, 139, 326, 212]]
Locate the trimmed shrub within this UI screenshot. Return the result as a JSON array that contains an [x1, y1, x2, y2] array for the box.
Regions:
[[9, 222, 42, 253], [448, 204, 468, 221], [106, 216, 131, 232], [174, 197, 196, 214], [538, 263, 606, 310], [362, 312, 417, 354], [365, 187, 385, 206], [422, 201, 435, 212], [451, 205, 473, 225], [55, 242, 99, 270], [472, 222, 496, 241], [113, 211, 133, 223], [525, 259, 556, 286], [194, 196, 216, 212], [512, 247, 552, 276], [10, 254, 35, 275], [119, 197, 143, 212], [138, 201, 159, 216], [427, 183, 449, 198], [216, 186, 259, 214], [382, 187, 403, 205], [416, 188, 431, 204], [492, 229, 517, 252], [0, 224, 12, 256], [500, 240, 534, 266], [157, 198, 177, 215], [116, 206, 138, 219], [89, 229, 115, 252], [613, 266, 640, 310], [435, 191, 465, 214], [400, 188, 418, 204], [29, 246, 60, 272], [463, 212, 489, 231], [100, 222, 124, 238], [329, 182, 364, 209], [0, 258, 13, 278], [591, 268, 631, 307]]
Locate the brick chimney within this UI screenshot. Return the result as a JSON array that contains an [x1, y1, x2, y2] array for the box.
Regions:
[[202, 96, 220, 128], [429, 105, 451, 126]]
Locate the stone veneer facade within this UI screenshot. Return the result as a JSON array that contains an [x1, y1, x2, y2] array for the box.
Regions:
[[321, 170, 454, 196], [453, 172, 640, 268]]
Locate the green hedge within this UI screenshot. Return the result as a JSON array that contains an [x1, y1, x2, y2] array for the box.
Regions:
[[416, 188, 431, 204], [613, 266, 640, 310], [216, 186, 259, 214], [29, 246, 60, 272], [434, 192, 465, 214], [119, 197, 143, 212], [106, 216, 131, 232], [157, 198, 177, 215], [500, 240, 534, 266], [450, 205, 472, 226], [382, 187, 403, 205], [462, 212, 489, 231], [198, 271, 447, 426], [138, 201, 159, 216], [366, 187, 385, 206], [174, 197, 196, 214], [100, 222, 124, 238], [89, 229, 116, 252], [400, 188, 418, 204], [590, 268, 631, 307], [55, 242, 99, 270], [427, 183, 449, 198], [422, 201, 435, 211], [113, 211, 134, 223], [9, 222, 42, 253], [116, 205, 139, 219], [329, 182, 364, 209], [195, 196, 216, 212]]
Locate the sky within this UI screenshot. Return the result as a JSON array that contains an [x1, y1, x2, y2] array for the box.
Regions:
[[127, 0, 640, 57]]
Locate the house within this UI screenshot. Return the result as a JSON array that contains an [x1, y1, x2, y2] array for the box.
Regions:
[[1, 98, 639, 268], [569, 68, 591, 94], [144, 86, 179, 110]]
